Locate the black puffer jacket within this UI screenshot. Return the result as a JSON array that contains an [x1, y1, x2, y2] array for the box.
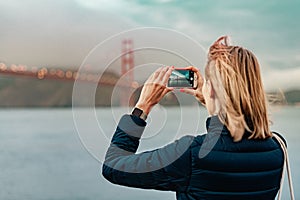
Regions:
[[102, 114, 284, 200]]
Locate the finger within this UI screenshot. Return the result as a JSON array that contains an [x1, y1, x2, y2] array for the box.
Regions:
[[153, 66, 164, 80], [179, 88, 196, 96], [195, 70, 203, 81], [161, 87, 174, 97], [185, 65, 200, 71], [186, 66, 204, 89], [161, 66, 174, 85], [145, 71, 155, 84], [185, 66, 203, 77], [146, 67, 163, 84], [156, 66, 169, 81], [144, 73, 154, 84]]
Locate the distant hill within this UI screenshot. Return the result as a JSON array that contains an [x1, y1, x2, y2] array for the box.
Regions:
[[0, 71, 118, 107], [0, 73, 299, 107], [284, 90, 300, 104]]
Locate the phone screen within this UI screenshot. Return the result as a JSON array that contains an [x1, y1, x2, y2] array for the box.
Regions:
[[168, 69, 195, 88]]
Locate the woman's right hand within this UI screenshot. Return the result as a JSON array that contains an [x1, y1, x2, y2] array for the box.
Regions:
[[135, 66, 174, 115], [179, 66, 206, 105]]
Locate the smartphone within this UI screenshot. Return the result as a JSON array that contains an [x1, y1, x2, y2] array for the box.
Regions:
[[167, 68, 197, 88]]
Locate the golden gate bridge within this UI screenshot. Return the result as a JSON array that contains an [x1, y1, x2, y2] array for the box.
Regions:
[[0, 39, 137, 106]]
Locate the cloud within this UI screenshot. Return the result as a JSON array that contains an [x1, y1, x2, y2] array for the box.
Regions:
[[0, 0, 299, 90], [0, 0, 134, 67], [75, 0, 129, 12], [263, 67, 300, 91]]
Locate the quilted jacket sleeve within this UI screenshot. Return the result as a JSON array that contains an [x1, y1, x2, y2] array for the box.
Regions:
[[102, 114, 194, 192]]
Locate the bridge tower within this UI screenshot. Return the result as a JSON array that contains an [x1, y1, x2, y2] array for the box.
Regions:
[[120, 39, 135, 106]]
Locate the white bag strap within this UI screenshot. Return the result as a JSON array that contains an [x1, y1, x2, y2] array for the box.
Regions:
[[273, 134, 295, 200]]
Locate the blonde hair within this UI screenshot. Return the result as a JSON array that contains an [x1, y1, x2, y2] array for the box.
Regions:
[[205, 36, 272, 141]]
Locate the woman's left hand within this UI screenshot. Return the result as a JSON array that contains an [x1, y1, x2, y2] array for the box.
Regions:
[[179, 66, 206, 105], [135, 66, 174, 115]]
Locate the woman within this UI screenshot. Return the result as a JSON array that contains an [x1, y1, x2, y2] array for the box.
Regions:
[[102, 36, 285, 199]]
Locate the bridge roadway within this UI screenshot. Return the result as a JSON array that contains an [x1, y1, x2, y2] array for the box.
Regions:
[[0, 63, 137, 88]]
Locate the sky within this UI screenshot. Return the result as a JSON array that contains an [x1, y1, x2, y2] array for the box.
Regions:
[[0, 0, 299, 91]]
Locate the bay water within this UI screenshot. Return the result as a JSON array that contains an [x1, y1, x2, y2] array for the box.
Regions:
[[0, 106, 299, 199]]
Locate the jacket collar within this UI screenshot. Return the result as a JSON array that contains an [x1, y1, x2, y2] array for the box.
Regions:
[[205, 115, 229, 135]]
